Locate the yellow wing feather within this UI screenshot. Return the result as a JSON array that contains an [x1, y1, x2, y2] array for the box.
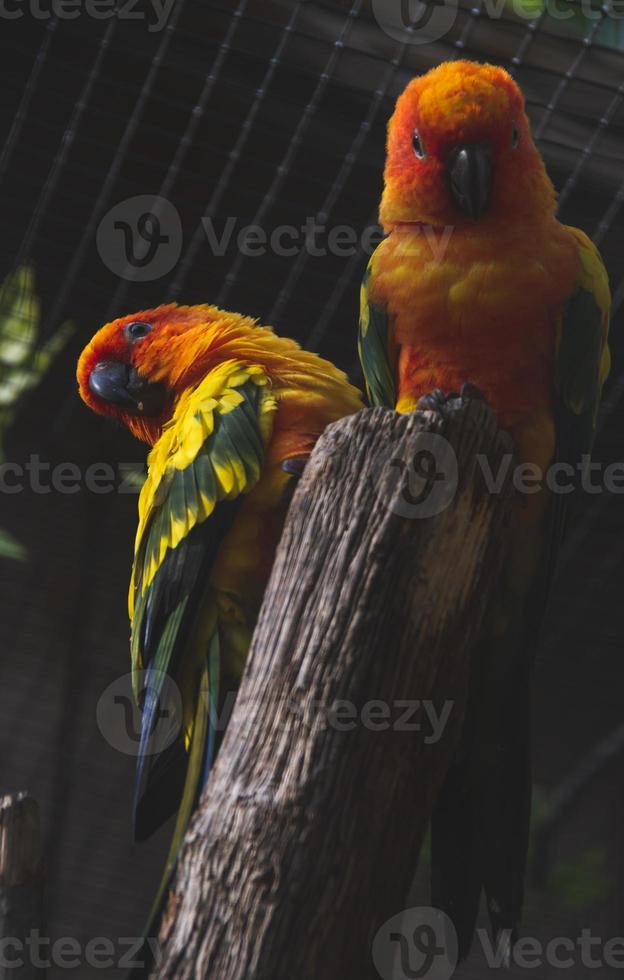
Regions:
[[130, 360, 276, 618]]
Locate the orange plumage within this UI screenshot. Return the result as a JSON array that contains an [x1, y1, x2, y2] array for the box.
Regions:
[[78, 300, 363, 629], [371, 60, 585, 473], [380, 61, 555, 229], [77, 302, 360, 450], [77, 303, 362, 896], [360, 59, 611, 960]]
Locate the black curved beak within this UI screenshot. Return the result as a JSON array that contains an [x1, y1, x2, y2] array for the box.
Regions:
[[448, 143, 493, 221], [89, 361, 166, 416]]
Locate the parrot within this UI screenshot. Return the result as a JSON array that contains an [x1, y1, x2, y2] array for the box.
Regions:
[[359, 60, 611, 959], [77, 302, 363, 909]]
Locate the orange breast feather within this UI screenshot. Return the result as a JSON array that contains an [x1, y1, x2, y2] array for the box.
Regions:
[[370, 222, 580, 435]]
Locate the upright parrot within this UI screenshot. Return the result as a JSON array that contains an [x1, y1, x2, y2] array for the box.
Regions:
[[359, 60, 611, 957], [77, 303, 362, 900]]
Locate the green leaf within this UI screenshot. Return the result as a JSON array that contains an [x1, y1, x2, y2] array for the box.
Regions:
[[547, 848, 610, 911], [0, 266, 75, 451], [0, 528, 27, 561], [0, 266, 39, 365]]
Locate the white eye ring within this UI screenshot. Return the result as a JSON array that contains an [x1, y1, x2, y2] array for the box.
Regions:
[[125, 321, 152, 342], [412, 129, 426, 160]]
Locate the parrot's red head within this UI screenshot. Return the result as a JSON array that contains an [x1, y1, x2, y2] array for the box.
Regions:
[[380, 60, 556, 231], [77, 303, 248, 444]]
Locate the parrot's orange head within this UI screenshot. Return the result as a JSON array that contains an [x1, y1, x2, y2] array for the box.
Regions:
[[380, 60, 556, 230], [77, 303, 235, 444]]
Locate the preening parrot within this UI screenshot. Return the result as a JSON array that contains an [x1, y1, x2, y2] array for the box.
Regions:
[[359, 60, 611, 957], [77, 303, 363, 899]]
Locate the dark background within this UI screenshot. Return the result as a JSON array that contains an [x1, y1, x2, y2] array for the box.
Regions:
[[0, 1, 623, 977]]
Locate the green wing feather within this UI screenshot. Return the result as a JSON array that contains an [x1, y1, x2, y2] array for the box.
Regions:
[[551, 228, 611, 559], [480, 232, 611, 950], [358, 259, 395, 408], [131, 362, 275, 835], [131, 363, 276, 953], [479, 231, 611, 950], [432, 228, 611, 962], [143, 655, 212, 938]]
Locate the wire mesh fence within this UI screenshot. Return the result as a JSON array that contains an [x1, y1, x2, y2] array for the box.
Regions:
[[0, 2, 623, 976], [1, 1, 623, 364]]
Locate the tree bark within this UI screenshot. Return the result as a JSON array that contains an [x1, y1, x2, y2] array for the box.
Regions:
[[154, 400, 515, 980], [0, 793, 44, 979]]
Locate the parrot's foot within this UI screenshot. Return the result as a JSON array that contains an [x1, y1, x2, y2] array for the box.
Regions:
[[417, 387, 454, 413], [417, 382, 485, 413], [282, 455, 309, 480], [459, 381, 485, 401]]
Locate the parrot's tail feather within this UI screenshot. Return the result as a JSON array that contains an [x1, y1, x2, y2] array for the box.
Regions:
[[431, 754, 483, 960], [132, 660, 186, 841], [133, 738, 186, 842], [281, 455, 309, 478], [432, 614, 532, 962], [202, 632, 221, 787], [482, 663, 531, 945], [137, 655, 213, 967], [132, 605, 189, 841]]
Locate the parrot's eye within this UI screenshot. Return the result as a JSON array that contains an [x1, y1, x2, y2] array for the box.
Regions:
[[511, 124, 520, 149], [412, 130, 426, 160], [126, 321, 152, 342]]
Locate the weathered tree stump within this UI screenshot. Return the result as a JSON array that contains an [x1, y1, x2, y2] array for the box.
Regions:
[[0, 793, 43, 979], [154, 400, 515, 980]]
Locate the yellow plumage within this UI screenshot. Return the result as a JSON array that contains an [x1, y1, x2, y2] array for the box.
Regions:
[[77, 300, 363, 885], [131, 361, 276, 616]]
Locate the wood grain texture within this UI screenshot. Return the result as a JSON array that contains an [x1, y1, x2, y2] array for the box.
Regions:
[[154, 401, 515, 980], [0, 793, 43, 980]]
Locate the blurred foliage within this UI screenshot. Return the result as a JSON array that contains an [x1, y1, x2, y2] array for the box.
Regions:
[[0, 265, 74, 560], [416, 794, 608, 918], [530, 789, 610, 912], [547, 848, 610, 910], [510, 0, 624, 49], [0, 528, 27, 561], [0, 266, 74, 436]]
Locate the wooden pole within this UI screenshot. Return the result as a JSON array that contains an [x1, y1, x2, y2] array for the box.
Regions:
[[154, 399, 515, 980], [0, 793, 43, 980]]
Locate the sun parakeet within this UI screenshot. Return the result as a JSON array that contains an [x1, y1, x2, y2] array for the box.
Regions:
[[359, 61, 611, 957], [77, 303, 363, 893]]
